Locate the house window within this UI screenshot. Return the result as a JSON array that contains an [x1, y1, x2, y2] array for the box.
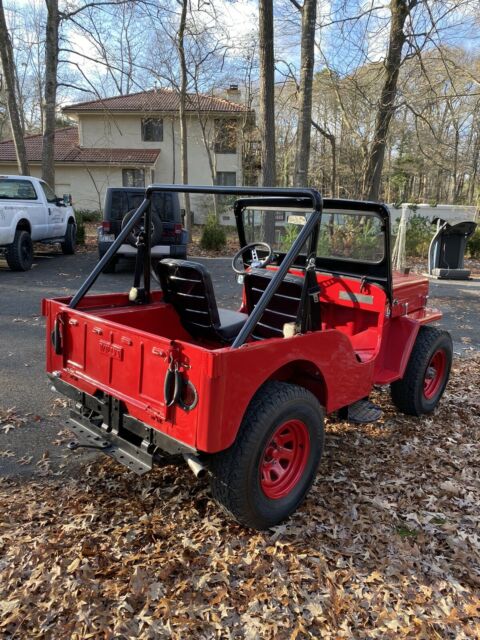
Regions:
[[215, 171, 236, 186], [122, 168, 145, 188], [214, 119, 237, 154], [142, 118, 163, 142]]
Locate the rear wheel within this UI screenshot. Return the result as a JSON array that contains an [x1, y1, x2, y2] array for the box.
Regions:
[[61, 221, 76, 255], [6, 229, 33, 271], [209, 381, 324, 530], [390, 326, 452, 416]]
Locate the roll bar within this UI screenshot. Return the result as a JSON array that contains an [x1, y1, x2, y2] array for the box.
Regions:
[[69, 184, 323, 348]]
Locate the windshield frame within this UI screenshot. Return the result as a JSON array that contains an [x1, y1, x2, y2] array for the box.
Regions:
[[234, 196, 392, 300]]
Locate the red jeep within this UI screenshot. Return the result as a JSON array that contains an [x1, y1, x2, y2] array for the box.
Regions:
[[43, 186, 452, 529]]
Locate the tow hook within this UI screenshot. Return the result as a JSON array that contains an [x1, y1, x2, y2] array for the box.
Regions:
[[67, 440, 111, 452]]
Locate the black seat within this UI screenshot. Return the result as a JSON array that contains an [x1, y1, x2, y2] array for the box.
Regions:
[[156, 259, 247, 343], [244, 268, 305, 340]]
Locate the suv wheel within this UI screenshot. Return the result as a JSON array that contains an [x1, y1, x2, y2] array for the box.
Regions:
[[61, 221, 77, 255], [209, 381, 324, 530], [390, 326, 452, 416], [6, 230, 34, 271]]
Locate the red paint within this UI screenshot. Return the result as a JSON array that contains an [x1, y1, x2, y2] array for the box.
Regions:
[[260, 419, 310, 499], [43, 266, 441, 455], [423, 349, 447, 399]]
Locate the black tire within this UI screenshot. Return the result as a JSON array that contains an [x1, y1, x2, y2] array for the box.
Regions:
[[390, 326, 452, 416], [209, 381, 324, 530], [121, 208, 163, 247], [5, 230, 33, 271], [61, 221, 76, 255], [99, 250, 117, 274]]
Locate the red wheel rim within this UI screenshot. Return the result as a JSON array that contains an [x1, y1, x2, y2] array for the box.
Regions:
[[260, 419, 310, 499], [423, 349, 447, 399]]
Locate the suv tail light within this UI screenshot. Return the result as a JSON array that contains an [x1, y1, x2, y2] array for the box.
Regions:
[[174, 224, 183, 235], [102, 221, 111, 233]]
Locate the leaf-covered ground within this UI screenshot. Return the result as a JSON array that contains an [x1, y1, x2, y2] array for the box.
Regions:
[[0, 355, 479, 639]]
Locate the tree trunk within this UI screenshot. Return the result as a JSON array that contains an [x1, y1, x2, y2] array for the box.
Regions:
[[362, 0, 413, 201], [293, 0, 316, 187], [311, 120, 336, 196], [0, 0, 30, 174], [42, 0, 59, 188], [177, 0, 191, 239], [259, 0, 276, 243], [259, 0, 276, 187]]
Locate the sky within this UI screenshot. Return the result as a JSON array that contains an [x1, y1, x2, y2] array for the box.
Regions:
[[5, 0, 480, 111]]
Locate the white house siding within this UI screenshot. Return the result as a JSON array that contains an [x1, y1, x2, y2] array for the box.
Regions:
[[77, 112, 244, 221], [0, 162, 129, 211]]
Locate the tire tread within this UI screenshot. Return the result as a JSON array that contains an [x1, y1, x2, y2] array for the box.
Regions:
[[210, 381, 324, 529], [391, 325, 452, 416]]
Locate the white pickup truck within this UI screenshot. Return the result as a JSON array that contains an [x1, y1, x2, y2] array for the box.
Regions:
[[0, 175, 77, 271]]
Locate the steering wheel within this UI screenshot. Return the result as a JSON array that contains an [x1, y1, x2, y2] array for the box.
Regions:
[[232, 242, 274, 275]]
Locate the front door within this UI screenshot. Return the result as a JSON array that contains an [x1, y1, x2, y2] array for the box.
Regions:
[[40, 181, 66, 238]]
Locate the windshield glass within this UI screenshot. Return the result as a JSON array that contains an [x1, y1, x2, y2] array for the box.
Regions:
[[318, 209, 385, 263], [0, 178, 37, 200], [242, 208, 311, 254]]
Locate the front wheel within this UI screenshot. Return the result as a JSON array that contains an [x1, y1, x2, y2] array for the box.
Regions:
[[209, 381, 324, 530], [390, 326, 452, 416], [6, 229, 33, 271], [61, 221, 77, 255]]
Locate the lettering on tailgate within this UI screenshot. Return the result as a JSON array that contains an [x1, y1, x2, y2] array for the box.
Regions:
[[99, 340, 123, 360]]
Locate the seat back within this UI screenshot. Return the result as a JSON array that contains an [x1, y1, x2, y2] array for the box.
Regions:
[[244, 269, 304, 340], [156, 259, 220, 339]]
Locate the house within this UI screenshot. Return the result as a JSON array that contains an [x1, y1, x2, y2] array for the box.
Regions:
[[0, 87, 253, 220]]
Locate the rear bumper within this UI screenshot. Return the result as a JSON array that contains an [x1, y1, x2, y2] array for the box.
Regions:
[[51, 375, 196, 475], [98, 238, 187, 259]]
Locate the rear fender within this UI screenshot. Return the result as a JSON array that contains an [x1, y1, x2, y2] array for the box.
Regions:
[[374, 316, 420, 384], [267, 359, 328, 408]]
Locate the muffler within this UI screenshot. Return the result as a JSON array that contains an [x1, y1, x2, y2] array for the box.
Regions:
[[183, 453, 207, 479]]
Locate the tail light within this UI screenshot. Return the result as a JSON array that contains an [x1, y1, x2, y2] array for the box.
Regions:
[[174, 224, 183, 235], [102, 221, 111, 233]]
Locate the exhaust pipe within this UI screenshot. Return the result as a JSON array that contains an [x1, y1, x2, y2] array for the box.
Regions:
[[183, 453, 207, 479]]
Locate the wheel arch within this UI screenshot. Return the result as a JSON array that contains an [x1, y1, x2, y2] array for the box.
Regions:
[[264, 359, 328, 409], [67, 216, 76, 226], [16, 218, 31, 234]]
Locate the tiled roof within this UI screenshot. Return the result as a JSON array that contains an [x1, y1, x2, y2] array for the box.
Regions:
[[0, 127, 159, 165], [63, 88, 250, 114]]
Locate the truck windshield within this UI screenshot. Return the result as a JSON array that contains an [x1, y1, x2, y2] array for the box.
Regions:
[[0, 178, 37, 200]]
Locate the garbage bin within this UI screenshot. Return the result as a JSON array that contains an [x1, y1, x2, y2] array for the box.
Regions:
[[428, 219, 477, 279]]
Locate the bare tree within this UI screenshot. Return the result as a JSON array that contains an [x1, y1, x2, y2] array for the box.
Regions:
[[177, 0, 192, 239], [290, 0, 316, 187], [362, 0, 418, 201], [0, 0, 29, 174], [42, 0, 59, 188], [259, 0, 276, 187]]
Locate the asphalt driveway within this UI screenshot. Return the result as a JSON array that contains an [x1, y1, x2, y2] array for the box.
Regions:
[[0, 249, 478, 477]]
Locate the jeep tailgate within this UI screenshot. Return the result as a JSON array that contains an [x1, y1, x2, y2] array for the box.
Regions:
[[44, 299, 173, 423]]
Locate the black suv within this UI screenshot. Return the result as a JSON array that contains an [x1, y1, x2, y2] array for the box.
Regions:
[[98, 187, 187, 272]]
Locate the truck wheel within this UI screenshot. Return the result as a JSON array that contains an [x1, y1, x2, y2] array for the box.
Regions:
[[6, 230, 33, 271], [209, 381, 324, 530], [390, 326, 452, 416], [61, 221, 76, 255]]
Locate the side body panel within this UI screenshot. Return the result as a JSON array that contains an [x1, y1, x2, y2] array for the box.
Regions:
[[0, 179, 48, 244]]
